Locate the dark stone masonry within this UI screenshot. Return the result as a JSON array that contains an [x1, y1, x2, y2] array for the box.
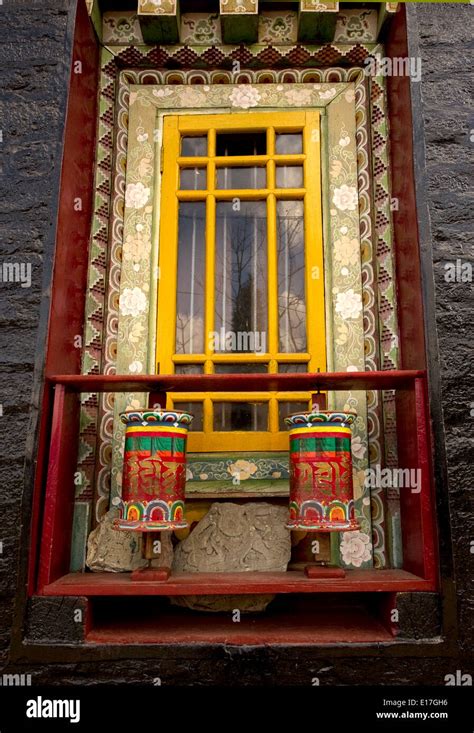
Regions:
[[0, 1, 472, 684]]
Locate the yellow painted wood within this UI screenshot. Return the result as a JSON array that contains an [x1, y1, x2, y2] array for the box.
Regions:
[[157, 110, 325, 452]]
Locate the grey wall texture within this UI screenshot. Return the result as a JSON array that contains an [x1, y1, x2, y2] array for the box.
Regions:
[[0, 0, 73, 669], [0, 1, 472, 684]]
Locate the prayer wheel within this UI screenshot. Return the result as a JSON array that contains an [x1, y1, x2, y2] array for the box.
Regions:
[[114, 409, 192, 532], [284, 410, 359, 532]]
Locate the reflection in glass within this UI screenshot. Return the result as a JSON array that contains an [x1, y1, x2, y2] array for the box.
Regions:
[[176, 202, 206, 354], [216, 132, 266, 156], [278, 363, 308, 373], [180, 168, 206, 190], [278, 401, 310, 430], [216, 167, 265, 190], [277, 200, 307, 353], [214, 363, 268, 374], [174, 364, 204, 375], [174, 402, 203, 431], [181, 136, 207, 157], [276, 166, 304, 189], [275, 133, 303, 155], [214, 402, 268, 431], [215, 202, 268, 353]]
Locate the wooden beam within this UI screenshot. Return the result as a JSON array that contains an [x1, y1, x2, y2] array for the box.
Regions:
[[377, 2, 399, 41], [47, 370, 427, 394], [298, 1, 339, 43], [137, 0, 180, 44], [85, 0, 102, 41], [220, 0, 259, 44]]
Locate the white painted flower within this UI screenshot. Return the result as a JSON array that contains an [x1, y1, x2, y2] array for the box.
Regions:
[[119, 287, 147, 317], [340, 531, 372, 567], [229, 84, 261, 109], [340, 225, 348, 235], [227, 459, 257, 481], [129, 360, 143, 374], [346, 365, 359, 372], [319, 88, 337, 100], [345, 88, 356, 103], [137, 132, 148, 143], [179, 88, 206, 106], [186, 468, 194, 481], [125, 182, 150, 210], [335, 289, 363, 320], [152, 88, 174, 99], [339, 135, 350, 147], [351, 435, 367, 460], [332, 184, 358, 211], [284, 88, 313, 105], [334, 234, 359, 266]]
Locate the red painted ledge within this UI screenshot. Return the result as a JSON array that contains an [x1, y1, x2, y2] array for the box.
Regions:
[[41, 569, 433, 597]]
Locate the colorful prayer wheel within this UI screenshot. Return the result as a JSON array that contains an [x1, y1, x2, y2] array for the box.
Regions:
[[113, 409, 193, 532], [284, 411, 360, 532]]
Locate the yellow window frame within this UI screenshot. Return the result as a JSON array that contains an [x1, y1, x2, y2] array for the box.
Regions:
[[156, 110, 326, 452]]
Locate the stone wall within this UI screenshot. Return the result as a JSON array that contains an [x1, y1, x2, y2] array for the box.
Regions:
[[0, 0, 73, 668]]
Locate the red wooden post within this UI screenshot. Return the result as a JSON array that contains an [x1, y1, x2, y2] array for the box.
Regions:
[[37, 384, 80, 592]]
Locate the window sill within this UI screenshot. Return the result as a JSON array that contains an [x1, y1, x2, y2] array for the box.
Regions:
[[41, 569, 433, 597]]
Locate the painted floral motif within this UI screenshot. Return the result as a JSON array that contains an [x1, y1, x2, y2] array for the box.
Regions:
[[335, 9, 378, 43], [284, 88, 313, 105], [335, 289, 363, 320], [258, 11, 297, 44], [119, 287, 147, 317], [181, 14, 221, 44], [227, 460, 258, 481], [333, 234, 359, 266], [333, 184, 358, 211], [340, 531, 372, 567], [229, 85, 261, 109], [125, 182, 150, 210], [319, 88, 337, 100], [102, 13, 143, 44], [351, 435, 367, 460], [123, 232, 149, 263]]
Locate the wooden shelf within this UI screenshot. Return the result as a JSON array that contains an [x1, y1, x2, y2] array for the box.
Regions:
[[42, 569, 433, 597]]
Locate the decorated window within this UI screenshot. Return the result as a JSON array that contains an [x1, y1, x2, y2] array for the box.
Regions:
[[157, 111, 325, 452]]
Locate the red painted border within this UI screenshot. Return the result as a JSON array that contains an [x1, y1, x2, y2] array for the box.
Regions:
[[28, 0, 99, 594]]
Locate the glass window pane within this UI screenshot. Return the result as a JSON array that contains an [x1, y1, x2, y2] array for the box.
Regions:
[[277, 200, 307, 353], [214, 402, 268, 431], [214, 363, 268, 374], [278, 363, 308, 373], [181, 136, 207, 157], [216, 132, 266, 156], [174, 364, 204, 375], [214, 202, 268, 354], [180, 168, 206, 190], [278, 401, 310, 430], [276, 133, 303, 155], [216, 167, 266, 190], [276, 166, 304, 189], [173, 401, 203, 431], [176, 202, 206, 354]]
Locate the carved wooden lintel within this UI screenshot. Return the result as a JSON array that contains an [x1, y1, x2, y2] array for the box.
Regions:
[[298, 1, 339, 43], [137, 0, 180, 44], [220, 0, 259, 44]]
